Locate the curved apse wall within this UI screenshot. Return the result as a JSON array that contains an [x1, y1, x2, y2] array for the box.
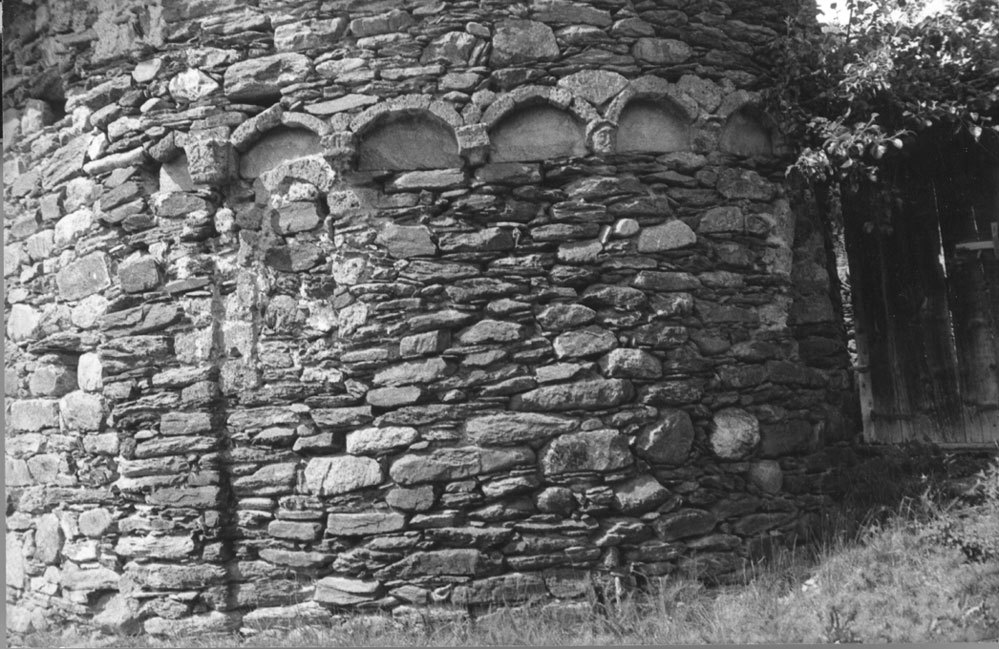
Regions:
[[3, 0, 856, 638]]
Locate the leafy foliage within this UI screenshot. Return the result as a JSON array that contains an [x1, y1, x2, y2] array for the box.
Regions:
[[772, 0, 999, 184], [928, 455, 999, 562]]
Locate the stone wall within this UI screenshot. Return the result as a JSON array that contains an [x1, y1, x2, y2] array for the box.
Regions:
[[4, 0, 856, 637]]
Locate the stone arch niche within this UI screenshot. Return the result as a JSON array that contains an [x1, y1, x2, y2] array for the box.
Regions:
[[356, 110, 462, 171], [615, 99, 691, 153], [489, 103, 587, 162], [719, 106, 775, 157], [240, 126, 324, 179]]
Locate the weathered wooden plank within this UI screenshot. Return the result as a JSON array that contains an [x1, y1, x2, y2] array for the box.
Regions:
[[844, 133, 999, 447], [934, 145, 999, 446], [954, 240, 993, 251]]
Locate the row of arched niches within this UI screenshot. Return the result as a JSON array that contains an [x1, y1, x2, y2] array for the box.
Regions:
[[233, 83, 781, 181]]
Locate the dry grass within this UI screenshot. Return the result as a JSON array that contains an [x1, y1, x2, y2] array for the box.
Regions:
[[16, 452, 999, 647]]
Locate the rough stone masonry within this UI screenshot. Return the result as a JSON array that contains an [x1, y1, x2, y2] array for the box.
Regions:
[[4, 0, 857, 637]]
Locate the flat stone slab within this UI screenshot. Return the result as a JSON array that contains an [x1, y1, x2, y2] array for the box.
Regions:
[[637, 221, 697, 252], [599, 348, 662, 379], [304, 456, 383, 496], [314, 576, 380, 606], [553, 326, 617, 359], [613, 475, 670, 513], [376, 549, 499, 580], [536, 303, 596, 331], [345, 426, 419, 455], [464, 412, 578, 446], [377, 223, 436, 259], [326, 512, 407, 536], [511, 379, 633, 412], [540, 429, 634, 475], [224, 53, 311, 102], [491, 19, 559, 66], [373, 357, 451, 386], [9, 399, 60, 432], [653, 509, 717, 541], [56, 253, 111, 301], [389, 447, 481, 485]]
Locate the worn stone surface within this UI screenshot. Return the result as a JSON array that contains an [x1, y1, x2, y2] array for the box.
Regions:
[[77, 352, 103, 392], [79, 509, 113, 538], [633, 38, 692, 64], [553, 326, 617, 359], [711, 408, 761, 460], [385, 485, 435, 511], [512, 379, 632, 412], [654, 509, 718, 541], [557, 70, 628, 106], [599, 348, 662, 379], [717, 169, 776, 200], [635, 410, 695, 465], [491, 20, 559, 66], [458, 319, 525, 344], [144, 612, 240, 637], [377, 549, 497, 580], [233, 463, 297, 495], [377, 223, 436, 258], [118, 256, 160, 293], [536, 304, 596, 331], [115, 535, 195, 559], [35, 513, 63, 564], [389, 447, 482, 485], [169, 69, 219, 102], [698, 206, 745, 233], [304, 456, 383, 496], [242, 602, 330, 627], [29, 365, 77, 396], [56, 253, 111, 301], [540, 430, 633, 476], [326, 512, 406, 535], [274, 202, 322, 234], [637, 221, 697, 252], [62, 566, 121, 592], [224, 54, 312, 102], [748, 460, 782, 493], [613, 475, 670, 513], [452, 573, 547, 606], [374, 358, 451, 386], [275, 18, 349, 51], [465, 412, 577, 446], [314, 576, 380, 605], [346, 426, 419, 455], [92, 595, 142, 635]]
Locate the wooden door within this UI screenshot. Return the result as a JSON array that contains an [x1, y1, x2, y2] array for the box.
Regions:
[[844, 135, 999, 447]]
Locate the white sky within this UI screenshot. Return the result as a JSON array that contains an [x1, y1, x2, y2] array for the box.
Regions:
[[815, 0, 951, 24]]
